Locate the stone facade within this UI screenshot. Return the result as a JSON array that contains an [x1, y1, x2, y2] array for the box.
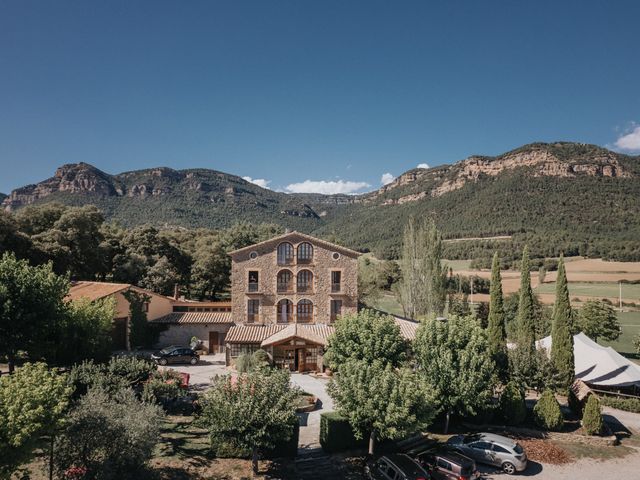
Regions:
[[229, 232, 359, 326]]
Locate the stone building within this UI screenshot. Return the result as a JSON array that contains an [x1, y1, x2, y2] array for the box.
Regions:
[[224, 231, 360, 371]]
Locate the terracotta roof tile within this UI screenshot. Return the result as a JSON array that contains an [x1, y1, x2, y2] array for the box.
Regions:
[[151, 312, 234, 325], [393, 317, 419, 341], [225, 324, 288, 343], [260, 324, 335, 347], [228, 231, 361, 257], [67, 281, 131, 302]]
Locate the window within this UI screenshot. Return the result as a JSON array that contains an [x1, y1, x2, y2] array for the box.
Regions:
[[249, 251, 258, 259], [493, 445, 510, 454], [277, 270, 294, 293], [297, 242, 313, 263], [277, 242, 294, 265], [332, 252, 340, 260], [331, 271, 342, 292], [277, 299, 293, 323], [297, 299, 313, 322], [330, 299, 342, 322], [247, 299, 259, 323], [297, 270, 313, 293], [229, 344, 259, 358], [143, 303, 150, 313], [305, 347, 318, 365], [437, 458, 452, 470], [248, 271, 259, 292], [472, 442, 492, 451]]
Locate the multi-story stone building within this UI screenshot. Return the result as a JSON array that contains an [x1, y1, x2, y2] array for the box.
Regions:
[[224, 231, 360, 371]]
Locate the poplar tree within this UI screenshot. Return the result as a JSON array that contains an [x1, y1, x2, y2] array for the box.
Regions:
[[487, 252, 507, 379], [398, 218, 447, 319], [550, 255, 575, 390]]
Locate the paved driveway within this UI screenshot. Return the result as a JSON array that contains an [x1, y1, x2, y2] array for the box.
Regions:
[[291, 373, 334, 452], [165, 353, 228, 390]]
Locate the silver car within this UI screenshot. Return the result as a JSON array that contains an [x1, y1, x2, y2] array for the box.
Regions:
[[447, 433, 527, 475]]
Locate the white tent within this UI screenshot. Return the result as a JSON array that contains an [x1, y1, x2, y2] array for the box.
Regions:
[[537, 332, 640, 387]]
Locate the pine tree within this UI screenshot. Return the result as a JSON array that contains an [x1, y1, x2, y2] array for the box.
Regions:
[[487, 252, 507, 379], [582, 394, 603, 435], [550, 255, 575, 391]]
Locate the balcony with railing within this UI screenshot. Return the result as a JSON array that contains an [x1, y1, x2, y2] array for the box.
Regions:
[[246, 313, 261, 324], [275, 312, 317, 324], [277, 282, 294, 294], [247, 282, 260, 293], [331, 282, 342, 293]]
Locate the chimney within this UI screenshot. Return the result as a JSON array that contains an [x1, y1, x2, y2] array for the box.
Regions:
[[173, 284, 180, 301]]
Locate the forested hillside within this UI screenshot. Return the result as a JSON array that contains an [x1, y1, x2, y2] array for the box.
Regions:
[[3, 142, 639, 261]]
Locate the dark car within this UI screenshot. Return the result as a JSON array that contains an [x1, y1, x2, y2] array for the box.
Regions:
[[151, 346, 199, 366], [447, 433, 527, 474], [365, 454, 431, 480], [416, 451, 480, 480]]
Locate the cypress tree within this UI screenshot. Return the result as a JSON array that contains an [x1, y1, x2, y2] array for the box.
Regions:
[[550, 255, 575, 390], [516, 246, 536, 352], [487, 252, 507, 379]]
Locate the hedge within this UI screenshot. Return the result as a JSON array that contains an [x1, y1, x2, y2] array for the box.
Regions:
[[600, 395, 640, 413], [211, 418, 299, 458], [533, 390, 564, 431], [320, 412, 367, 453]]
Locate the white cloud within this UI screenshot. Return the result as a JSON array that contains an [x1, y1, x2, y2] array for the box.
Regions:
[[380, 172, 395, 185], [242, 176, 271, 189], [285, 179, 371, 195], [614, 124, 640, 152], [417, 163, 430, 169]]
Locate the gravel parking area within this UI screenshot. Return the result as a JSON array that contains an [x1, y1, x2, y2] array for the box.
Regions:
[[164, 353, 228, 390]]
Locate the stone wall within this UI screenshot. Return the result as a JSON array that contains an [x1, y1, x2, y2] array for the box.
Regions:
[[230, 233, 358, 325], [157, 323, 232, 350]]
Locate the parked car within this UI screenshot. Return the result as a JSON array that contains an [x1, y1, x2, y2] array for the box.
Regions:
[[416, 451, 480, 480], [365, 453, 431, 480], [151, 346, 199, 366], [447, 433, 527, 474]]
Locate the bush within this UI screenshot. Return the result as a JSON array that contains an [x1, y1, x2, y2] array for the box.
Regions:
[[54, 388, 164, 479], [499, 382, 527, 426], [142, 370, 187, 408], [533, 390, 564, 431], [567, 388, 583, 416], [320, 412, 367, 453], [235, 353, 257, 373], [600, 395, 640, 413], [582, 395, 604, 435], [69, 357, 156, 397], [253, 349, 271, 366]]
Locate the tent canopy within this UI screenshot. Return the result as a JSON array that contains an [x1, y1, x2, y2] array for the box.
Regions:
[[537, 332, 640, 387]]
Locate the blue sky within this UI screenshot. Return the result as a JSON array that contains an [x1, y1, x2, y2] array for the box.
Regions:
[[0, 1, 638, 195]]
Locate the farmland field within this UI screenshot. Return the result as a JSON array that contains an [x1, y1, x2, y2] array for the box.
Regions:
[[601, 311, 640, 356], [535, 281, 640, 301]]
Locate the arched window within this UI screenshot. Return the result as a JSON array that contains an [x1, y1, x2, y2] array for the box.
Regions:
[[297, 270, 313, 293], [277, 299, 293, 323], [297, 299, 314, 323], [277, 242, 294, 265], [297, 242, 313, 264], [277, 270, 293, 293]]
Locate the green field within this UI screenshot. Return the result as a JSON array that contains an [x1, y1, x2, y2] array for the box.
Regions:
[[601, 311, 640, 356], [442, 259, 473, 271], [366, 293, 404, 317], [536, 281, 640, 300]]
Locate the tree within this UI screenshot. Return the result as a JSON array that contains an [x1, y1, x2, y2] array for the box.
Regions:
[[324, 309, 408, 371], [398, 218, 447, 318], [54, 388, 163, 479], [516, 247, 536, 351], [327, 359, 435, 455], [499, 381, 527, 425], [123, 290, 155, 349], [0, 253, 69, 371], [58, 298, 116, 365], [550, 255, 575, 391], [414, 315, 496, 433], [579, 300, 621, 343], [200, 369, 300, 474], [190, 238, 230, 300], [582, 395, 603, 435], [533, 390, 564, 431], [487, 252, 507, 379], [0, 363, 71, 480]]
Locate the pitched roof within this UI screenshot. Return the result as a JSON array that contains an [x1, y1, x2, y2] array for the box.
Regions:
[[225, 324, 288, 343], [393, 317, 420, 341], [227, 231, 361, 257], [67, 281, 132, 302], [260, 324, 335, 347], [151, 312, 234, 325]]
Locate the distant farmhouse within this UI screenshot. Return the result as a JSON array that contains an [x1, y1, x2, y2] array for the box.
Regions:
[[69, 232, 418, 372]]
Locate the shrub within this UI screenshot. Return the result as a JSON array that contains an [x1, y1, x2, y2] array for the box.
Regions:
[[54, 388, 164, 479], [319, 412, 367, 453], [142, 370, 187, 408], [252, 349, 271, 366], [567, 388, 583, 416], [235, 353, 257, 373], [68, 357, 156, 397], [533, 390, 564, 431], [499, 382, 527, 425], [582, 395, 604, 435], [600, 395, 640, 413]]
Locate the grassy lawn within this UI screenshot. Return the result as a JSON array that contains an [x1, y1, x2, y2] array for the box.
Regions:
[[442, 259, 474, 271], [366, 292, 404, 316], [600, 311, 640, 356], [536, 281, 640, 300]]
